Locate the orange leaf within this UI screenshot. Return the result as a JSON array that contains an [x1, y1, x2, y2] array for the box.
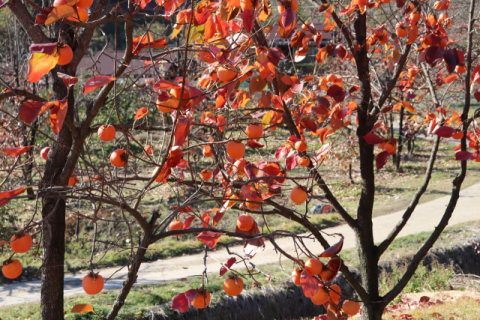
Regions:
[[196, 231, 222, 248], [49, 100, 69, 135], [0, 187, 29, 207], [134, 107, 150, 121], [0, 240, 7, 246], [2, 146, 34, 157], [217, 115, 226, 132], [71, 304, 95, 314], [443, 74, 457, 83], [45, 5, 76, 25], [83, 76, 115, 95], [28, 52, 59, 83]]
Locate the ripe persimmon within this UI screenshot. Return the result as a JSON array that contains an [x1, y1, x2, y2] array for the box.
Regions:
[[410, 11, 420, 24], [299, 156, 310, 167], [40, 147, 50, 160], [144, 144, 154, 155], [217, 66, 238, 82], [110, 149, 128, 167], [246, 124, 263, 139], [305, 258, 323, 275], [57, 45, 73, 66], [291, 267, 302, 285], [290, 186, 308, 204], [169, 220, 184, 236], [82, 273, 104, 295], [342, 300, 360, 315], [2, 259, 22, 279], [169, 88, 191, 110], [311, 285, 329, 305], [246, 194, 263, 210], [452, 130, 464, 140], [76, 0, 93, 8], [395, 22, 408, 38], [226, 140, 245, 160], [233, 158, 247, 176], [456, 65, 467, 73], [319, 268, 336, 281], [295, 140, 307, 152], [329, 284, 341, 302], [191, 289, 211, 308], [237, 214, 254, 231], [53, 0, 66, 5], [223, 275, 244, 296], [67, 7, 88, 22], [240, 0, 254, 10], [200, 169, 212, 180], [10, 233, 32, 253], [98, 125, 116, 141]]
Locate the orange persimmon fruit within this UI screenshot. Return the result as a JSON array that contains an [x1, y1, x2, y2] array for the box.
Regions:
[[191, 289, 211, 309], [343, 300, 361, 315], [82, 273, 104, 295], [98, 125, 116, 141], [223, 275, 244, 296], [290, 186, 308, 204], [305, 258, 323, 275], [10, 233, 32, 253], [237, 214, 254, 231], [110, 149, 128, 167], [2, 259, 22, 279], [295, 140, 307, 152], [226, 140, 245, 160], [169, 220, 184, 236], [246, 124, 263, 139], [200, 169, 212, 180]]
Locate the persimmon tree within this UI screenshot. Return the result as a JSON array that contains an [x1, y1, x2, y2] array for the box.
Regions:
[[0, 0, 479, 319]]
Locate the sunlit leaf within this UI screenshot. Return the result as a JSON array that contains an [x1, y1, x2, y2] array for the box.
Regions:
[[45, 5, 76, 25], [219, 257, 236, 276], [2, 146, 33, 157], [28, 52, 59, 83], [83, 76, 115, 95], [71, 304, 94, 314], [0, 187, 29, 207], [18, 101, 47, 123], [197, 231, 222, 248], [319, 235, 344, 257]]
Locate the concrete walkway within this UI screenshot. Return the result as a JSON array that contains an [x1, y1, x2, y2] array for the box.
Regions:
[[2, 182, 480, 307]]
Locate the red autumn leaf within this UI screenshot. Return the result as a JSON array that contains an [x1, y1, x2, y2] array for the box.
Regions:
[[217, 115, 226, 131], [286, 153, 300, 171], [244, 162, 256, 179], [315, 143, 331, 162], [300, 117, 318, 132], [83, 76, 115, 95], [18, 101, 47, 123], [241, 185, 258, 200], [171, 289, 199, 312], [443, 49, 457, 74], [219, 257, 236, 276], [134, 107, 150, 121], [443, 74, 457, 83], [35, 7, 54, 25], [246, 140, 264, 149], [0, 187, 29, 207], [249, 76, 267, 93], [319, 235, 344, 257], [212, 210, 225, 226], [363, 132, 385, 145], [244, 237, 265, 258], [472, 65, 480, 83], [153, 79, 182, 91], [174, 117, 191, 147], [434, 126, 455, 138], [300, 270, 318, 298], [201, 212, 210, 228], [30, 43, 58, 55], [275, 145, 291, 160], [57, 72, 78, 90], [326, 85, 347, 102], [2, 146, 34, 157], [170, 206, 194, 213], [49, 100, 69, 135], [425, 46, 444, 67], [197, 231, 222, 249], [376, 151, 389, 170], [241, 9, 254, 33], [455, 151, 474, 161], [262, 162, 281, 176], [474, 92, 480, 102], [183, 216, 195, 229]]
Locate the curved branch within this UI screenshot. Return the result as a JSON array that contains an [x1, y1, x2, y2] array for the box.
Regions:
[[0, 89, 47, 102]]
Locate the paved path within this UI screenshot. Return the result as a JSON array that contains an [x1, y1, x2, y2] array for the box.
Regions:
[[2, 182, 480, 307]]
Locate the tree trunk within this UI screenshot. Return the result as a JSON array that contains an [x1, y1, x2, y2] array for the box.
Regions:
[[40, 76, 74, 320], [396, 106, 404, 171], [361, 303, 384, 320]]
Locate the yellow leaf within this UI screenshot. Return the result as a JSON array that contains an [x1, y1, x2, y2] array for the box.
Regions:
[[262, 110, 274, 128], [402, 101, 416, 113], [28, 51, 59, 83], [71, 304, 95, 314], [45, 5, 76, 26]]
